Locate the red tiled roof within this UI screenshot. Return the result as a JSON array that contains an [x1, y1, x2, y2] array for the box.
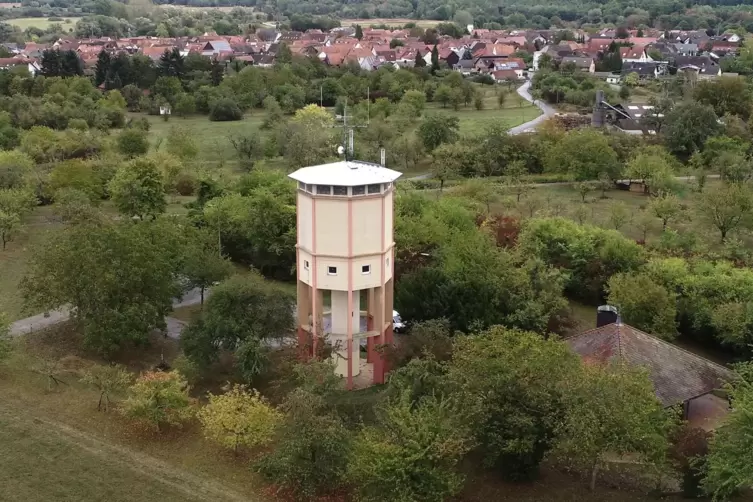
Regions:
[[567, 323, 734, 407]]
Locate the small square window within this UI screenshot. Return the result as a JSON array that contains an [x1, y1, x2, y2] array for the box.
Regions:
[[304, 260, 309, 270], [298, 181, 305, 189], [361, 265, 371, 274], [316, 185, 332, 195], [352, 185, 365, 195], [333, 186, 348, 196], [305, 184, 313, 192], [327, 266, 337, 275], [367, 183, 381, 194]]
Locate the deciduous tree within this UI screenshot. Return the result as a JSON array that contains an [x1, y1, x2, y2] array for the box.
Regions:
[[607, 272, 677, 338], [697, 182, 753, 243], [555, 362, 673, 491], [108, 157, 166, 220]]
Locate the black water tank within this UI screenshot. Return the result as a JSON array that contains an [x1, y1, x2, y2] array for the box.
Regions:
[[596, 305, 619, 328]]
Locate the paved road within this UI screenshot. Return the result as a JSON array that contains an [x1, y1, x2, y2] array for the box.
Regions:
[[507, 80, 556, 135], [9, 288, 210, 338]]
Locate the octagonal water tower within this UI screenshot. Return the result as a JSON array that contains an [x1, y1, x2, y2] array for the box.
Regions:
[[289, 160, 402, 389]]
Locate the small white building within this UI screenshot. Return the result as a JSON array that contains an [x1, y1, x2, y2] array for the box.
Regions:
[[289, 160, 402, 389]]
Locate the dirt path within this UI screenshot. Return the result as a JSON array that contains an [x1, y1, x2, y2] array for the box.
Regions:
[[0, 406, 252, 502]]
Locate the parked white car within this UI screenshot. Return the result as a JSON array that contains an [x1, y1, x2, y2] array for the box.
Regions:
[[393, 310, 406, 333]]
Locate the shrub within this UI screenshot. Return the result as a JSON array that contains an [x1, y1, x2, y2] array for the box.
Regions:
[[197, 384, 280, 453], [121, 371, 192, 432], [255, 389, 351, 498], [209, 98, 243, 122], [117, 128, 150, 158], [173, 172, 197, 196], [68, 118, 89, 131]]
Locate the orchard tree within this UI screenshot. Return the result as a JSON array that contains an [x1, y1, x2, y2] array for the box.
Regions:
[[625, 146, 678, 195], [108, 158, 166, 220], [694, 76, 753, 120], [606, 272, 677, 338], [80, 364, 133, 412], [650, 192, 683, 231], [122, 371, 192, 432], [197, 384, 280, 454], [165, 126, 199, 161], [174, 93, 196, 118], [555, 362, 673, 491], [0, 210, 19, 250], [417, 114, 459, 152], [697, 182, 753, 243], [608, 201, 631, 230]]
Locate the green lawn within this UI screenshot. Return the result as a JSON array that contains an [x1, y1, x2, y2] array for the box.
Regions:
[[7, 16, 78, 30], [0, 205, 61, 320]]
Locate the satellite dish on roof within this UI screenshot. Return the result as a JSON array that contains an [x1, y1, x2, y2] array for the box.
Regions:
[[336, 145, 345, 156]]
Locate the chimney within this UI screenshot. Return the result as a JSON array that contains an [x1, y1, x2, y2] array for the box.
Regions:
[[596, 305, 619, 328]]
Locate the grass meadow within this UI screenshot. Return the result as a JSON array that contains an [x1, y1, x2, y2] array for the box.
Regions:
[[6, 17, 78, 30]]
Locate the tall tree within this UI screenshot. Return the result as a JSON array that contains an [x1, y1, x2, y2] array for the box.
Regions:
[[21, 220, 185, 355], [354, 24, 363, 40], [158, 48, 185, 79], [447, 327, 581, 481], [94, 49, 112, 87], [431, 44, 440, 73], [414, 49, 426, 67]]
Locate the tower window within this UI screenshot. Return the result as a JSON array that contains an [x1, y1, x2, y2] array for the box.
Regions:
[[361, 265, 371, 274], [386, 257, 390, 267], [316, 185, 332, 195], [367, 183, 381, 194], [333, 186, 347, 196], [327, 266, 337, 275], [352, 185, 365, 195], [304, 260, 309, 270], [298, 182, 305, 189]]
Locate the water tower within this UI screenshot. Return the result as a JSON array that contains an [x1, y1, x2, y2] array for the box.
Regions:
[[289, 160, 402, 389]]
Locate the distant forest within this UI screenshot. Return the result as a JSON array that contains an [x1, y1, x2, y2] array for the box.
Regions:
[[8, 0, 753, 33]]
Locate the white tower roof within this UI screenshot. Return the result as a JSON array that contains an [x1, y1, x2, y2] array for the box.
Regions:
[[289, 160, 402, 187]]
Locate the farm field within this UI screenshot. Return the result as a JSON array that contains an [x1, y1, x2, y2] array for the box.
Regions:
[[6, 16, 78, 30]]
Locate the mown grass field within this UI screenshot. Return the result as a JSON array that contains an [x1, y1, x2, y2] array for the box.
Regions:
[[142, 85, 539, 167], [7, 16, 78, 29]]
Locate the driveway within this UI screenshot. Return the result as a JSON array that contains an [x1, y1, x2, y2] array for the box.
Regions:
[[9, 288, 210, 337]]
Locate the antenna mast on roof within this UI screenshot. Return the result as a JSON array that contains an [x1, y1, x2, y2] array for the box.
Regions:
[[336, 97, 369, 161]]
